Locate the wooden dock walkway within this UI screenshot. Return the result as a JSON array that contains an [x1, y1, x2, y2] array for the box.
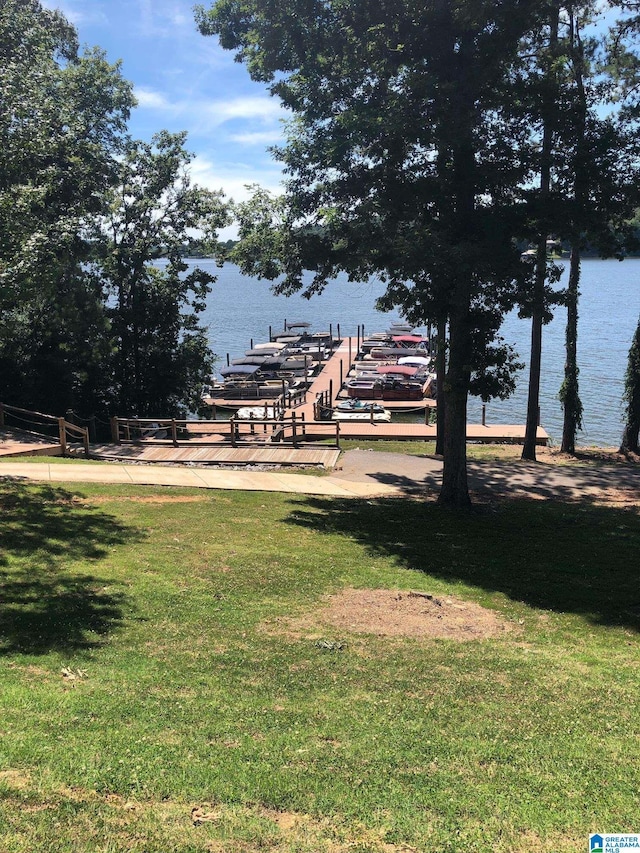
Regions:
[[0, 429, 61, 458], [86, 443, 340, 468]]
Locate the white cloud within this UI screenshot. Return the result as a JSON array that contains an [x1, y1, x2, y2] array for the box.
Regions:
[[207, 96, 284, 124], [134, 87, 174, 110], [229, 130, 284, 147], [189, 155, 283, 200]]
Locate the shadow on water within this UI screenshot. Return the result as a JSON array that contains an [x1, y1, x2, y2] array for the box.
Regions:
[[284, 493, 640, 632], [0, 480, 142, 655]]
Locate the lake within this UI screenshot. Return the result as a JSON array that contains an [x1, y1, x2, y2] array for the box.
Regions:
[[195, 258, 640, 447]]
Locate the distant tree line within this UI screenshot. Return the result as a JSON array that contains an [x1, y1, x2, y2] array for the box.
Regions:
[[198, 0, 640, 505], [0, 0, 229, 425]]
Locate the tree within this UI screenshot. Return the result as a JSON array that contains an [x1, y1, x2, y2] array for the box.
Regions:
[[96, 131, 230, 416], [0, 0, 134, 305], [621, 316, 640, 453], [198, 0, 544, 506]]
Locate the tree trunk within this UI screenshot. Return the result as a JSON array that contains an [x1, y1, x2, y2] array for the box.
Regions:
[[522, 7, 559, 462], [560, 9, 588, 455], [560, 245, 582, 453], [435, 316, 446, 456], [438, 307, 471, 508], [522, 255, 544, 461], [620, 315, 640, 453]]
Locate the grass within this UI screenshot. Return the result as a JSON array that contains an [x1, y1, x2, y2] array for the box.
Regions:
[[0, 477, 639, 852]]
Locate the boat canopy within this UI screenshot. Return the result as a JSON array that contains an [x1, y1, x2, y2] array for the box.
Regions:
[[220, 364, 262, 377], [392, 334, 425, 344], [253, 341, 287, 350], [285, 321, 311, 329], [231, 356, 267, 365], [376, 364, 418, 376], [398, 356, 431, 367], [245, 347, 281, 356]]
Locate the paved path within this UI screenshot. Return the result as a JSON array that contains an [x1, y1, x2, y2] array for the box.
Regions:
[[0, 451, 638, 501]]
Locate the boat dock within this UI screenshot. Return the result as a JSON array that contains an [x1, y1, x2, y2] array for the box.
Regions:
[[291, 337, 547, 444]]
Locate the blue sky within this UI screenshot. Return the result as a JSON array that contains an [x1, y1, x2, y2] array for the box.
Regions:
[[41, 0, 288, 237]]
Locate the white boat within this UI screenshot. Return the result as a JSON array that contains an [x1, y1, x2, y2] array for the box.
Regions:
[[236, 405, 279, 419], [332, 400, 391, 422]]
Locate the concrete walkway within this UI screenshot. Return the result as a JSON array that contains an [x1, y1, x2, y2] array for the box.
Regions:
[[0, 460, 402, 498], [1, 451, 638, 501]]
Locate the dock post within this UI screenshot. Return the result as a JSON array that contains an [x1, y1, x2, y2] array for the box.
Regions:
[[226, 353, 230, 366], [370, 405, 374, 424], [337, 323, 341, 341], [336, 420, 340, 449], [58, 418, 67, 456], [349, 337, 352, 367], [83, 427, 90, 457], [292, 412, 298, 446], [230, 415, 236, 447], [357, 325, 360, 354], [269, 325, 272, 342], [249, 412, 255, 435], [339, 359, 343, 387], [250, 338, 254, 350], [301, 411, 306, 437], [0, 403, 3, 428], [171, 419, 178, 446], [110, 417, 119, 443], [329, 379, 333, 405], [482, 405, 486, 426]]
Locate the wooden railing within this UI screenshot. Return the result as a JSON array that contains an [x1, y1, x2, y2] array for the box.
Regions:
[[0, 403, 90, 457], [110, 415, 340, 448]]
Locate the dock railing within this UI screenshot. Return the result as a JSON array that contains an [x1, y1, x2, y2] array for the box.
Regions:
[[0, 402, 90, 457], [110, 415, 340, 449]]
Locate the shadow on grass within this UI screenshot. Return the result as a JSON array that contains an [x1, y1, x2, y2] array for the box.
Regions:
[[0, 481, 142, 654], [284, 495, 640, 631]]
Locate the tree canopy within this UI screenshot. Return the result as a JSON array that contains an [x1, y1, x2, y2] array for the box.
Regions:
[[0, 0, 228, 421]]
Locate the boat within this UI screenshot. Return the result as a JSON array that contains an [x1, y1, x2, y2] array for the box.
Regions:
[[332, 400, 391, 422], [236, 405, 279, 419]]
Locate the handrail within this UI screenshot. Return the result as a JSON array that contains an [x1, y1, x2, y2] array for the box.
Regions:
[[109, 415, 340, 448], [1, 402, 90, 457]]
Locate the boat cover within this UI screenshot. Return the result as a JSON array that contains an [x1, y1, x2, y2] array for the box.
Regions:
[[220, 364, 262, 377], [376, 365, 418, 376], [398, 356, 431, 366], [392, 335, 425, 344]]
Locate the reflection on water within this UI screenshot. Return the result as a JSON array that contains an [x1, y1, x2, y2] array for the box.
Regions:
[[190, 259, 640, 447]]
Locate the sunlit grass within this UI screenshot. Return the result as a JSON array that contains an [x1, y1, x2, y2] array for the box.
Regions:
[[0, 479, 638, 852]]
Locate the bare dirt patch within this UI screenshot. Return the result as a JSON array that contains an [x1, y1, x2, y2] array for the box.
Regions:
[[79, 495, 206, 505], [272, 588, 514, 641]]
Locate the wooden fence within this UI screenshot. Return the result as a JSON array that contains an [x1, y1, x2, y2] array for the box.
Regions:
[[0, 403, 90, 456]]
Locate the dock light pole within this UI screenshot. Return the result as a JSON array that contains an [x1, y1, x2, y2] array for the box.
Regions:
[[337, 323, 341, 341], [357, 325, 361, 354], [348, 337, 352, 367], [339, 359, 343, 387]]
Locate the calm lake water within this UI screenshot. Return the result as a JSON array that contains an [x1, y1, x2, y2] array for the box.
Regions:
[[195, 259, 640, 447]]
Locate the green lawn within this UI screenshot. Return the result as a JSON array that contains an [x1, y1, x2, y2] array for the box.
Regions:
[[0, 478, 638, 852]]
